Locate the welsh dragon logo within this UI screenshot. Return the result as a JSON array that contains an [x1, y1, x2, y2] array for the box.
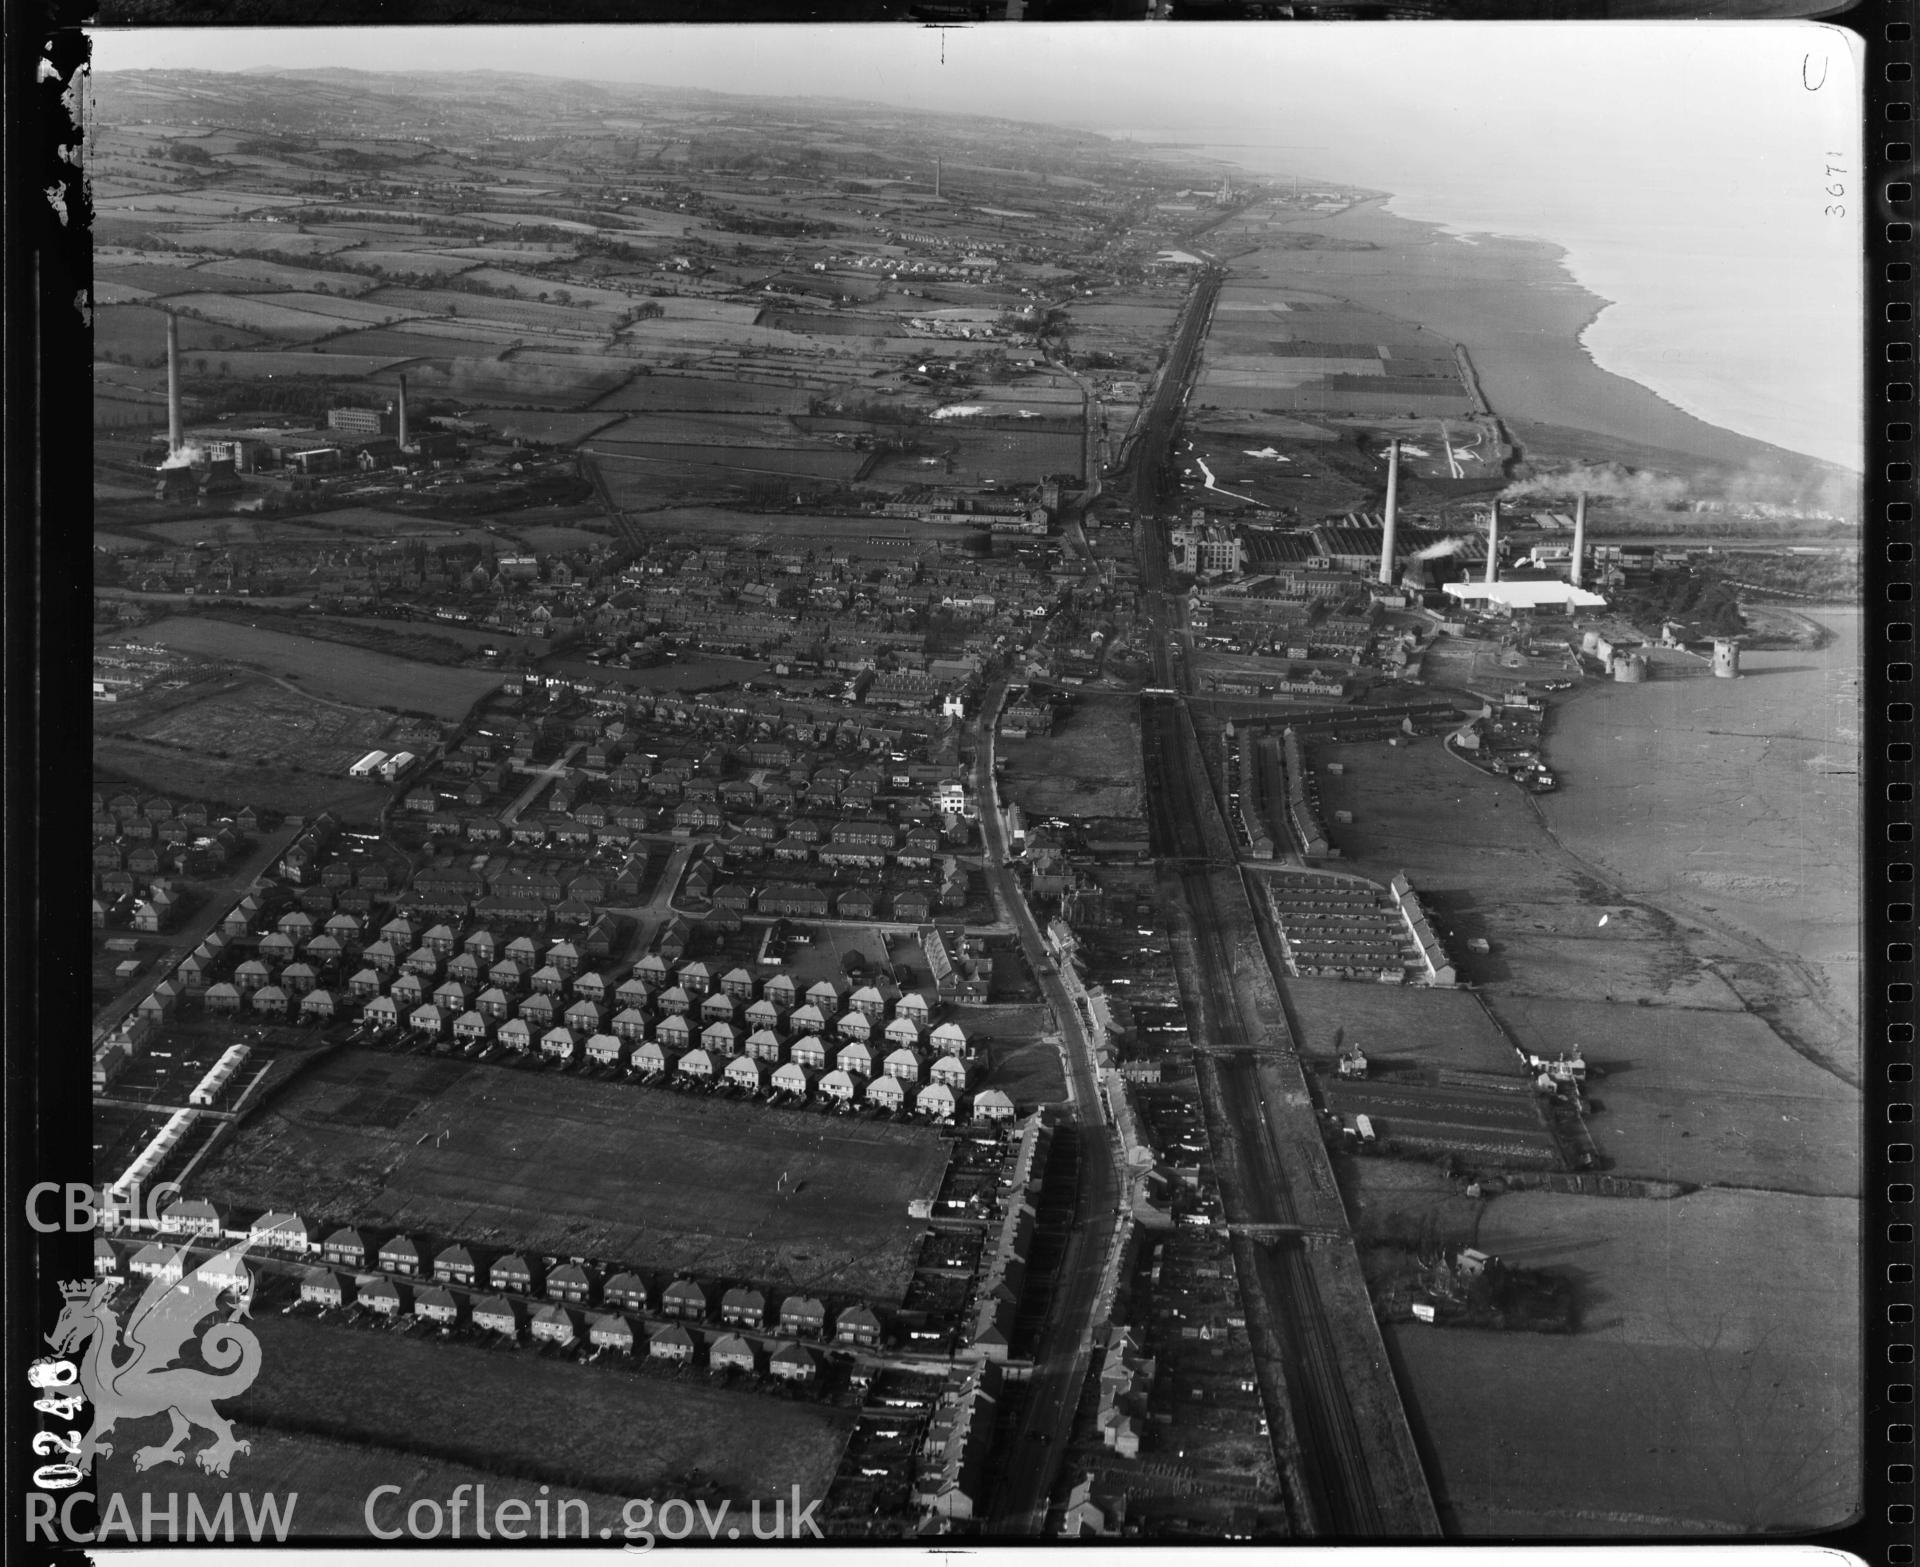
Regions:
[[45, 1239, 262, 1477]]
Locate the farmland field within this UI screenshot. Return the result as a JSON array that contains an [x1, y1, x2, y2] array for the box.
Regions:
[[1278, 976, 1520, 1076], [94, 1428, 631, 1540], [196, 350, 414, 380], [366, 286, 612, 336], [214, 1310, 853, 1506], [363, 358, 631, 408], [462, 410, 628, 446], [319, 329, 513, 361], [338, 248, 488, 278], [194, 1048, 951, 1301], [1483, 995, 1858, 1195], [164, 293, 369, 337], [194, 256, 384, 294], [96, 304, 269, 364], [589, 376, 818, 415], [585, 443, 867, 481], [1389, 1186, 1858, 1534], [169, 225, 369, 256], [599, 412, 810, 444], [107, 618, 503, 722]]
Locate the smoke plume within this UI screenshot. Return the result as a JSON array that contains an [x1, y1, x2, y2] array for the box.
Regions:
[[1502, 463, 1687, 508], [1412, 535, 1473, 560]]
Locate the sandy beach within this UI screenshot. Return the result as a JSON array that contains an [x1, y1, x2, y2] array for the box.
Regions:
[[1242, 198, 1829, 478]]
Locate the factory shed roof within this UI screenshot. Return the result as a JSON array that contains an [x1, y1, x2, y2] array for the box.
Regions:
[[1443, 581, 1608, 611]]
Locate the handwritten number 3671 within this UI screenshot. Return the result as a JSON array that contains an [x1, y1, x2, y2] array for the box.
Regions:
[[1825, 157, 1846, 219]]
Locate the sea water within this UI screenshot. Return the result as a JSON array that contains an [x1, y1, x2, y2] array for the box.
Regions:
[[1377, 183, 1861, 474]]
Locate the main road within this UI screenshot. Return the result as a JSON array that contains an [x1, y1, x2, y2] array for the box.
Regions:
[[973, 681, 1125, 1534]]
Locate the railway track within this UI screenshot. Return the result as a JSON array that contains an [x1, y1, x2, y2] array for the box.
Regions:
[[1179, 868, 1386, 1535]]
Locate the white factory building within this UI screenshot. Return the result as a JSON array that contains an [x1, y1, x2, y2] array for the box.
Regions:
[[1442, 580, 1609, 615]]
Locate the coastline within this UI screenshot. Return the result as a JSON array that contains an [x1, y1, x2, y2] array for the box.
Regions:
[[1231, 194, 1841, 482]]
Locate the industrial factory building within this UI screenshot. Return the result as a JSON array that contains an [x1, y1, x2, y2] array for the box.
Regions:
[[1443, 580, 1608, 614]]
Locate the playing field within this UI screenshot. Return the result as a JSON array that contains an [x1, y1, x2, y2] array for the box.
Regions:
[[117, 618, 503, 722], [194, 1050, 951, 1301]]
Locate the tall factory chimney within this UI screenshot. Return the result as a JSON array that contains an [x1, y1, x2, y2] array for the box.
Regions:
[[1377, 439, 1399, 585], [934, 158, 941, 200], [1570, 492, 1587, 586], [165, 312, 183, 458], [1484, 499, 1500, 584], [397, 374, 410, 450]]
